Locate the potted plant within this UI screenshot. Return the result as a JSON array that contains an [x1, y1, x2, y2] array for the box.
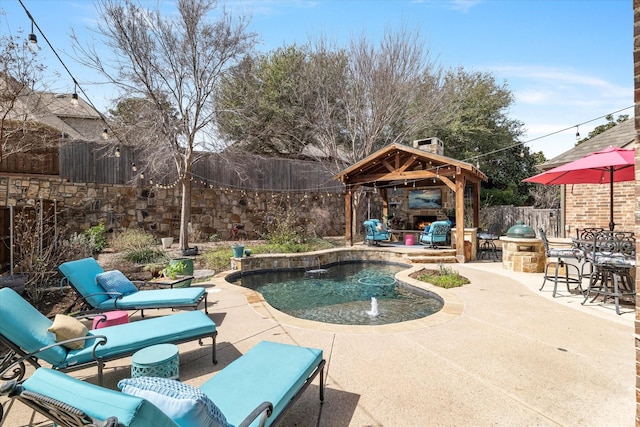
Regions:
[[160, 260, 186, 280]]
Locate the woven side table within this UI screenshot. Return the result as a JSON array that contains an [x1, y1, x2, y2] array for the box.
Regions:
[[131, 344, 179, 380]]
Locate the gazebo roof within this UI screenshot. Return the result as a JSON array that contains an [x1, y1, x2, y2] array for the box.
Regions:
[[334, 143, 487, 190]]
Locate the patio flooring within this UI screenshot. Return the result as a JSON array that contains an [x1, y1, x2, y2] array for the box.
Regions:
[[0, 254, 634, 426]]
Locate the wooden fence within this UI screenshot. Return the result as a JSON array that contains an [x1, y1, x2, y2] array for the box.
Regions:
[[481, 205, 561, 237], [58, 142, 344, 192]]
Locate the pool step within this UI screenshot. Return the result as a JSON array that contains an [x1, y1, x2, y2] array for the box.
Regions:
[[406, 249, 458, 264]]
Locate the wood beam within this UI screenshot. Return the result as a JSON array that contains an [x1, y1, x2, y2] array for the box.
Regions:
[[455, 169, 465, 262]]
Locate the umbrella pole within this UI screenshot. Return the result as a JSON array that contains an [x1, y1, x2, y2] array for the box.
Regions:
[[609, 168, 615, 231]]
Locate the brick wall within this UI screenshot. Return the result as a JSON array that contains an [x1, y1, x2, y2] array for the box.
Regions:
[[563, 181, 635, 234], [0, 176, 345, 240], [634, 0, 639, 420]]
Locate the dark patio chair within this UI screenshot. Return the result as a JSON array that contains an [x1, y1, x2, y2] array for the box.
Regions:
[[539, 228, 583, 297], [581, 230, 636, 315]]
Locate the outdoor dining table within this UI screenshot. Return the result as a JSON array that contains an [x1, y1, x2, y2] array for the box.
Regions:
[[477, 233, 500, 261]]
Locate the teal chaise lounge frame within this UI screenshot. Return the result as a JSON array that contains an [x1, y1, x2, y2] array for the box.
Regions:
[[0, 341, 325, 427], [363, 219, 391, 245], [419, 220, 451, 248], [0, 288, 217, 386], [58, 257, 208, 316]]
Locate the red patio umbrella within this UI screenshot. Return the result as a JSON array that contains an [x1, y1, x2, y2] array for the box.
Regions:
[[523, 146, 635, 231]]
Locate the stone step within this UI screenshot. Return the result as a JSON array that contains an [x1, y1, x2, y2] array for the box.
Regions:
[[406, 255, 459, 264]]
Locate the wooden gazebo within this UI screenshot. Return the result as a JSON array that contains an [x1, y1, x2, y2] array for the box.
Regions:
[[334, 142, 488, 261]]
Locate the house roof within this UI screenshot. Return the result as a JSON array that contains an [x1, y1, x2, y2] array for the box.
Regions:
[[541, 119, 635, 170], [334, 142, 487, 188]]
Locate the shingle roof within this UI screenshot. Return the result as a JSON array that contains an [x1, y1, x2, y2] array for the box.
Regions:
[[541, 119, 635, 170]]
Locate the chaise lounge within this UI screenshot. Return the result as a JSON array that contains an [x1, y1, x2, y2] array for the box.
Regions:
[[0, 340, 325, 427], [0, 287, 217, 386], [58, 257, 208, 316]]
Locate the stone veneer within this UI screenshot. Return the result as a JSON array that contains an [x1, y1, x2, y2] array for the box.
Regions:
[[499, 237, 545, 273], [0, 176, 344, 238], [229, 246, 412, 273]]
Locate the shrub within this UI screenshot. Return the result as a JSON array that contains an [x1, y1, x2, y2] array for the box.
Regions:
[[84, 223, 108, 253], [111, 229, 157, 252], [200, 247, 234, 272], [122, 247, 167, 264]]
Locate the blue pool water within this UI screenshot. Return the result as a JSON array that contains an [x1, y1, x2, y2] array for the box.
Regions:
[[232, 262, 443, 325]]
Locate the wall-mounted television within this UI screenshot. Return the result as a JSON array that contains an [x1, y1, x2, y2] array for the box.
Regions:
[[408, 188, 442, 209]]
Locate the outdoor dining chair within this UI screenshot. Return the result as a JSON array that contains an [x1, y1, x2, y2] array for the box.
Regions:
[[538, 228, 583, 297], [581, 230, 636, 315]]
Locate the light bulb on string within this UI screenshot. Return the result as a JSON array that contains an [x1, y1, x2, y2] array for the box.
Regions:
[[520, 148, 524, 158], [114, 147, 120, 158], [102, 128, 109, 140], [575, 125, 580, 140], [132, 163, 137, 172], [28, 19, 37, 46]]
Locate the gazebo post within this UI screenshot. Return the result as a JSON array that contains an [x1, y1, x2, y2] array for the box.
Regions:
[[344, 188, 353, 246], [472, 181, 481, 228], [381, 188, 389, 225], [455, 170, 465, 262]]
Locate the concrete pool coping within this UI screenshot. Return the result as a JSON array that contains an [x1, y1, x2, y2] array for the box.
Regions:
[[218, 264, 465, 334]]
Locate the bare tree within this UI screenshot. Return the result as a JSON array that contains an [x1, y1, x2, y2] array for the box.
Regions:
[[72, 0, 256, 250], [0, 24, 62, 162]]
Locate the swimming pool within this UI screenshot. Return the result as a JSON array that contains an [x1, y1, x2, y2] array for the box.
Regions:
[[231, 262, 443, 325]]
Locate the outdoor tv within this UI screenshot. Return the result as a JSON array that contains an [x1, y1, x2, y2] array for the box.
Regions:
[[408, 188, 442, 209]]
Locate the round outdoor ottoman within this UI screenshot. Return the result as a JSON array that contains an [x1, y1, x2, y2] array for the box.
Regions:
[[92, 310, 129, 329], [131, 343, 180, 380]]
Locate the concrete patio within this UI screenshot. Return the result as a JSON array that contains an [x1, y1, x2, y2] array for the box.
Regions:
[[0, 257, 634, 426]]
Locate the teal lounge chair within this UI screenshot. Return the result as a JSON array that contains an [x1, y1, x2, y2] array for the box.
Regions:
[[363, 219, 391, 245], [0, 288, 217, 385], [58, 257, 208, 316], [419, 220, 451, 248], [0, 341, 324, 427]]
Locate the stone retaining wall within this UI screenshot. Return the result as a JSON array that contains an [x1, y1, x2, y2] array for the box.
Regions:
[[0, 176, 345, 239]]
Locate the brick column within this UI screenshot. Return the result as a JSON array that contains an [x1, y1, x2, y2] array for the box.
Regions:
[[634, 0, 640, 421]]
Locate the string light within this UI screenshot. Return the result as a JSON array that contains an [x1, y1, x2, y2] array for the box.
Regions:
[[131, 163, 137, 172], [575, 125, 580, 140], [27, 17, 37, 45], [102, 128, 109, 140], [114, 147, 120, 158]]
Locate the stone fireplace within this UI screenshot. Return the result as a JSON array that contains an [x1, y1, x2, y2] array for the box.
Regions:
[[411, 215, 438, 231]]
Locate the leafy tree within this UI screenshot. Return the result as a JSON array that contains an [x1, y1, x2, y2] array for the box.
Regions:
[[73, 0, 256, 250], [576, 114, 629, 145], [428, 68, 535, 205]]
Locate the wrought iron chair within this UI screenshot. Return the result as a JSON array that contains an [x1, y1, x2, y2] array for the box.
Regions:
[[581, 230, 636, 315], [539, 228, 583, 297]]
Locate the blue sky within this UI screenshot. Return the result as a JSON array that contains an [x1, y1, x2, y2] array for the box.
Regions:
[[1, 0, 632, 160]]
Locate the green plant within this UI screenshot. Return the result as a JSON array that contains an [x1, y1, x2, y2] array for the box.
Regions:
[[111, 228, 157, 252], [208, 234, 219, 242], [415, 264, 470, 289], [84, 223, 108, 253], [122, 248, 167, 264], [160, 260, 186, 279]]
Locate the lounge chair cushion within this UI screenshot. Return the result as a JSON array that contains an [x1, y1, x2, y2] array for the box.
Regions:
[[0, 288, 68, 365], [47, 314, 89, 350], [23, 368, 179, 427], [200, 341, 323, 426], [96, 270, 138, 295], [63, 310, 216, 367], [95, 288, 207, 311], [118, 377, 228, 427]]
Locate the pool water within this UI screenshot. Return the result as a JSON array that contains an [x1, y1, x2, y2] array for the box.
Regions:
[[233, 262, 443, 325]]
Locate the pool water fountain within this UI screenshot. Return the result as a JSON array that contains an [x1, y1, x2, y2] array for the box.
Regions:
[[232, 262, 443, 326], [366, 297, 379, 317]]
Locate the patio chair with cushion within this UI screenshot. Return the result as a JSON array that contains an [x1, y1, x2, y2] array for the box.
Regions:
[[581, 230, 636, 315], [0, 287, 217, 386], [0, 340, 324, 427], [419, 220, 451, 248], [58, 257, 208, 316], [363, 219, 391, 245], [539, 228, 583, 297]]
